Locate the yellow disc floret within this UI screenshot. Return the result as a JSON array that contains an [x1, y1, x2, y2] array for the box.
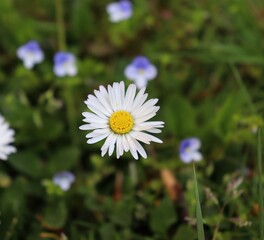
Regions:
[[109, 111, 134, 134]]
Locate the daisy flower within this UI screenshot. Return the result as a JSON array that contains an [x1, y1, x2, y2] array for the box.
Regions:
[[179, 138, 202, 163], [124, 56, 157, 89], [0, 115, 16, 161], [53, 171, 75, 191], [17, 41, 44, 69], [53, 52, 77, 77], [106, 0, 132, 23], [79, 81, 164, 159]]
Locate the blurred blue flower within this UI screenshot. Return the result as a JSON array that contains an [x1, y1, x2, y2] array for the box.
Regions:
[[17, 41, 44, 69], [106, 0, 132, 22], [53, 171, 75, 191], [124, 56, 157, 89], [179, 138, 202, 163], [53, 52, 77, 77]]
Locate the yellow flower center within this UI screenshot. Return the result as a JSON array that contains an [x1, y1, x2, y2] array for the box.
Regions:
[[109, 111, 134, 134]]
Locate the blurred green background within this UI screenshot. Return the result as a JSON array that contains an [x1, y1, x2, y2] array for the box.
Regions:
[[0, 0, 264, 239]]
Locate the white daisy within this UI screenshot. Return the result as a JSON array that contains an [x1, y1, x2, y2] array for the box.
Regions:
[[0, 115, 16, 161], [79, 81, 164, 160]]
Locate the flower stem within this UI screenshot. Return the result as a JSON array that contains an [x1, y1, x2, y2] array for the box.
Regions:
[[258, 128, 264, 240], [55, 0, 66, 51], [192, 162, 205, 240]]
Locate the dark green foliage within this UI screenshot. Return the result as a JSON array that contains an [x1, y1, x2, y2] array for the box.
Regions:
[[0, 0, 264, 239]]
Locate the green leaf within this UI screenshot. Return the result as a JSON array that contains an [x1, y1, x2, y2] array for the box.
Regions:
[[110, 199, 133, 227], [173, 225, 196, 240], [161, 95, 196, 137], [43, 201, 67, 228], [9, 151, 42, 178], [150, 197, 177, 236], [213, 92, 244, 139], [99, 223, 116, 240], [47, 146, 80, 175]]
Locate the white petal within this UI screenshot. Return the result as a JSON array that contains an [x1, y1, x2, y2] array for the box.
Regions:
[[123, 84, 136, 111], [101, 133, 114, 150], [144, 128, 162, 133], [131, 131, 162, 144], [108, 134, 118, 156], [133, 106, 159, 119], [94, 90, 113, 114], [116, 136, 124, 159], [189, 138, 201, 151], [144, 65, 157, 80], [86, 128, 110, 139], [87, 95, 112, 116], [133, 139, 147, 159], [124, 65, 138, 80], [82, 112, 108, 122], [134, 112, 157, 124], [180, 153, 193, 163], [126, 134, 138, 160], [87, 102, 109, 119], [135, 77, 148, 89], [130, 131, 150, 144], [87, 133, 110, 144], [131, 87, 147, 111], [192, 151, 202, 161], [79, 124, 96, 130], [24, 57, 35, 69], [121, 135, 129, 152], [54, 65, 66, 77], [133, 98, 158, 116]]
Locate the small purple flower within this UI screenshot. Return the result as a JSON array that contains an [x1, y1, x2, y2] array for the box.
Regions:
[[106, 0, 132, 23], [124, 56, 157, 89], [17, 41, 44, 69], [179, 138, 202, 163], [53, 171, 75, 191], [53, 52, 77, 77]]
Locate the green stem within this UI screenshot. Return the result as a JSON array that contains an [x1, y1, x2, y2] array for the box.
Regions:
[[192, 162, 205, 240], [258, 128, 264, 240], [230, 64, 256, 115], [55, 0, 66, 51]]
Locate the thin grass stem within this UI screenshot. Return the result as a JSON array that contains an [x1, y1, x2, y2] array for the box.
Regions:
[[55, 0, 66, 51], [258, 128, 264, 240], [192, 162, 205, 240]]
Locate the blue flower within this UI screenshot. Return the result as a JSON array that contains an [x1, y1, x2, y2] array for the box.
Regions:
[[124, 56, 157, 89], [106, 0, 132, 22], [53, 171, 75, 191], [53, 52, 77, 77], [179, 138, 202, 163], [17, 41, 44, 69]]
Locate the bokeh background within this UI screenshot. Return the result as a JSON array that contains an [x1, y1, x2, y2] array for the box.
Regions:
[[0, 0, 264, 239]]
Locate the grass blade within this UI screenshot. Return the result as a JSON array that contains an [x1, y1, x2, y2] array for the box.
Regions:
[[193, 162, 205, 240], [258, 128, 264, 240], [230, 64, 256, 115]]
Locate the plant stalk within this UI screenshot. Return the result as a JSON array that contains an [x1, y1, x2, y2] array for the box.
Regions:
[[193, 162, 205, 240]]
